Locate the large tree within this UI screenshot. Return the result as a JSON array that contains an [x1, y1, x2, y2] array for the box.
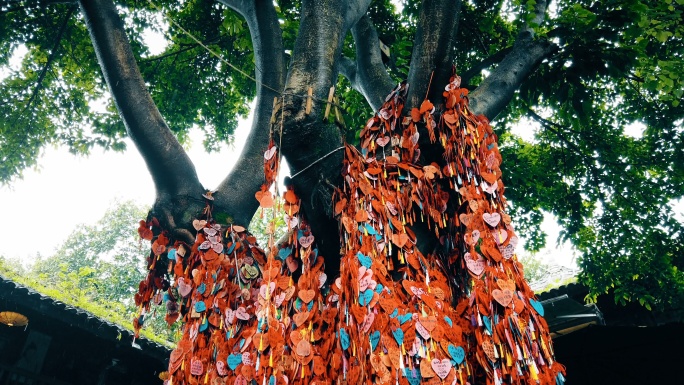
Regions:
[[3, 1, 683, 384], [1, 0, 683, 340]]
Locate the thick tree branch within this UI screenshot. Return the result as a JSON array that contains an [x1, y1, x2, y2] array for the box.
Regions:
[[469, 0, 557, 120], [338, 56, 357, 85], [279, 0, 370, 276], [405, 0, 462, 110], [342, 15, 395, 111], [79, 0, 202, 198], [80, 0, 206, 244], [526, 0, 549, 32], [460, 47, 511, 87], [468, 35, 556, 119], [214, 0, 285, 226], [343, 0, 373, 30]]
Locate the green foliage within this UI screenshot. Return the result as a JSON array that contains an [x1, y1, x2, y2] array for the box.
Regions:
[[249, 197, 288, 247], [336, 76, 374, 142], [138, 0, 255, 151], [275, 0, 301, 52], [495, 0, 684, 311], [518, 253, 549, 283], [0, 255, 26, 276], [0, 3, 120, 183]]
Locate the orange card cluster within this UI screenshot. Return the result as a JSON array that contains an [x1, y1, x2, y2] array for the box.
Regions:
[[134, 77, 565, 385]]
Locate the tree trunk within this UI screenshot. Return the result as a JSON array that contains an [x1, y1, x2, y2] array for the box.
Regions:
[[276, 0, 370, 276]]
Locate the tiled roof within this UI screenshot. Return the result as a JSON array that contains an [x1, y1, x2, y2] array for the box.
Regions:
[[0, 274, 170, 363]]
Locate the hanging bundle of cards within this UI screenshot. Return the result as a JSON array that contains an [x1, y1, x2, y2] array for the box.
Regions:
[[134, 75, 565, 385]]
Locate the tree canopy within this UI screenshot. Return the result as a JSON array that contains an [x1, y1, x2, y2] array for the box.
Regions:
[[1, 0, 682, 316]]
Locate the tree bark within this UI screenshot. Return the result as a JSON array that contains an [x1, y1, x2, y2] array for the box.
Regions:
[[391, 0, 462, 255], [214, 0, 286, 227], [278, 0, 370, 276], [405, 0, 462, 111], [467, 33, 556, 120], [469, 0, 556, 120], [79, 0, 201, 198], [79, 0, 557, 273], [340, 15, 396, 111]]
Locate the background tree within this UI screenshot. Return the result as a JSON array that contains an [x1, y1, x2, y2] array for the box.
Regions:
[[29, 200, 178, 339], [0, 201, 175, 342], [1, 0, 682, 311], [32, 200, 148, 298]]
